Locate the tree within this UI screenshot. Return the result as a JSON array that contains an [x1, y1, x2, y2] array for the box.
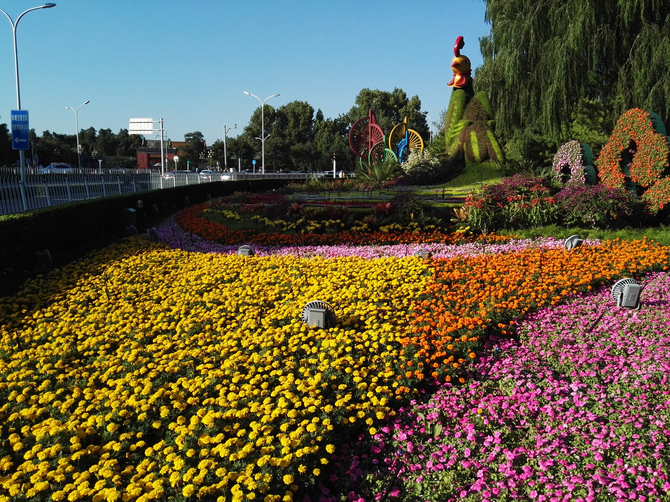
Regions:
[[345, 88, 429, 142], [239, 106, 278, 170], [179, 131, 206, 169], [96, 128, 119, 157], [475, 0, 670, 151], [31, 130, 76, 166], [275, 101, 316, 171], [313, 112, 354, 171], [115, 129, 142, 157], [209, 139, 225, 170], [0, 123, 15, 166], [78, 127, 97, 168]]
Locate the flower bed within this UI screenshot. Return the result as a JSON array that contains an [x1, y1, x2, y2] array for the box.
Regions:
[[1, 200, 669, 501], [402, 238, 669, 384], [0, 240, 434, 501], [175, 203, 506, 247], [157, 216, 595, 259], [362, 271, 670, 501]]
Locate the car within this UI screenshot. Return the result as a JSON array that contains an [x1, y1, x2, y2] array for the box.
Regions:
[[106, 167, 129, 174], [163, 170, 194, 179], [40, 163, 73, 174], [198, 169, 219, 180]]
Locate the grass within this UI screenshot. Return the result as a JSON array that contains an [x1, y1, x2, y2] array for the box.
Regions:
[[499, 224, 670, 246], [413, 162, 504, 196]]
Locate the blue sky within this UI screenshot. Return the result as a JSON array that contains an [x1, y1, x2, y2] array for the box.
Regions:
[[0, 0, 490, 145]]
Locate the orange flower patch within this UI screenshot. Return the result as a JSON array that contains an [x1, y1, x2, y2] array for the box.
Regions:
[[402, 238, 670, 383]]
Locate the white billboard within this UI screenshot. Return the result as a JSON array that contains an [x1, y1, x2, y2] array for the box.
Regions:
[[129, 118, 155, 135]]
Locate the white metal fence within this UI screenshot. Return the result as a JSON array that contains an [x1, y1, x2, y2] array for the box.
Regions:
[[0, 170, 314, 216]]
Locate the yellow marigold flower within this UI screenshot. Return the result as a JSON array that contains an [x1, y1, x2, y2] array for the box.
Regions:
[[182, 484, 196, 497], [282, 474, 294, 485]]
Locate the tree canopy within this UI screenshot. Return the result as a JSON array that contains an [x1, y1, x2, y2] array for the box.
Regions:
[[475, 0, 670, 153], [344, 88, 429, 141]]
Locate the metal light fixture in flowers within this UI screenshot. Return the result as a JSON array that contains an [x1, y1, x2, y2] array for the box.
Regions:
[[564, 234, 584, 251], [301, 300, 336, 328], [611, 278, 642, 309]]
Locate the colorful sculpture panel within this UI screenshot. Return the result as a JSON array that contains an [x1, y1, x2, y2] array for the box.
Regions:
[[388, 117, 424, 162], [349, 111, 424, 168]]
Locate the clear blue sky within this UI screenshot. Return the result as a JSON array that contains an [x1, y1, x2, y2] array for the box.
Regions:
[[0, 0, 490, 145]]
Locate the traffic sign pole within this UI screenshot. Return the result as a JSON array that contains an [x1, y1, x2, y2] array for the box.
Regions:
[[11, 110, 29, 210], [11, 110, 29, 150]]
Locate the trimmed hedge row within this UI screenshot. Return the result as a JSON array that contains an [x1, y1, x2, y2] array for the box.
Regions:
[[0, 179, 287, 286]]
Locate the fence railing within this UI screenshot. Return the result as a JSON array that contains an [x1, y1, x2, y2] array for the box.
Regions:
[[0, 171, 314, 216]]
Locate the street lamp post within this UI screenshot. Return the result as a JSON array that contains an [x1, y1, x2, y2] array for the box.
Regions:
[[65, 100, 90, 170], [0, 3, 57, 185], [223, 124, 236, 172], [419, 111, 433, 143], [243, 91, 279, 174]]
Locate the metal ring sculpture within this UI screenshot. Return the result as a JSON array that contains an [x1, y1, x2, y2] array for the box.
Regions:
[[368, 142, 398, 167], [388, 117, 424, 161], [349, 110, 385, 161]]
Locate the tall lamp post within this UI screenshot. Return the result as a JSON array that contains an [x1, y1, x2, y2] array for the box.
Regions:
[[223, 124, 236, 172], [243, 91, 279, 174], [65, 100, 90, 170], [0, 3, 57, 184], [419, 111, 433, 143]]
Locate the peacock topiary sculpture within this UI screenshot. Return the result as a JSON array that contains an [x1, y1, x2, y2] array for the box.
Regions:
[[444, 36, 504, 167]]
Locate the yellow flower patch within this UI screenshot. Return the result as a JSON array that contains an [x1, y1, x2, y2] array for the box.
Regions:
[[0, 238, 431, 500]]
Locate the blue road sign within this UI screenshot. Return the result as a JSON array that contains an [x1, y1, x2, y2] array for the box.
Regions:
[[252, 159, 256, 166], [11, 110, 29, 151]]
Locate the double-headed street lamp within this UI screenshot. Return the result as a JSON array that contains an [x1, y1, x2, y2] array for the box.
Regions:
[[0, 3, 57, 183], [223, 124, 236, 171], [419, 110, 433, 143], [65, 100, 90, 170], [243, 91, 279, 174]]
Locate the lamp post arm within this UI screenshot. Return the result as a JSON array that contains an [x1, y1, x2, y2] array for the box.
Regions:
[[1, 5, 51, 108], [1, 3, 57, 186]]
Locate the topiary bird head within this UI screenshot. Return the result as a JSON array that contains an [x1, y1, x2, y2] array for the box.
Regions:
[[447, 36, 472, 89]]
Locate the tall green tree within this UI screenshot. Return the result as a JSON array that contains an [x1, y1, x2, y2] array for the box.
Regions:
[[96, 128, 119, 157], [209, 139, 225, 170], [345, 88, 429, 142], [313, 111, 354, 171], [275, 101, 316, 171], [239, 106, 278, 170], [115, 129, 143, 157], [0, 123, 15, 166], [180, 131, 206, 168], [476, 0, 670, 149], [31, 130, 76, 166]]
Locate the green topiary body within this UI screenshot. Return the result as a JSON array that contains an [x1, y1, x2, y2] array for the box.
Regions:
[[444, 88, 504, 166]]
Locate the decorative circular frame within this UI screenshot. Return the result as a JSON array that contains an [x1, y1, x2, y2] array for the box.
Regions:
[[552, 140, 586, 184], [597, 108, 670, 212]]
